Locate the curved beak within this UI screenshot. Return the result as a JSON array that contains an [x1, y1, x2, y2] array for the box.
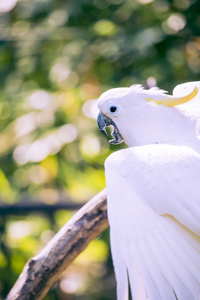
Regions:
[[97, 112, 124, 145]]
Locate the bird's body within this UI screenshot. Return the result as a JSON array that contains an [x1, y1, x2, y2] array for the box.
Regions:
[[97, 81, 200, 300]]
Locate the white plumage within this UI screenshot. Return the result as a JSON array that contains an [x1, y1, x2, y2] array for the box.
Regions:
[[97, 81, 200, 300]]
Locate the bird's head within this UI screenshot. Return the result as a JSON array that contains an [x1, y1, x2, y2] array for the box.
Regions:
[[97, 84, 199, 147]]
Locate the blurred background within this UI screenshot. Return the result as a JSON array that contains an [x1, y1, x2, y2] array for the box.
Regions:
[[0, 0, 199, 299]]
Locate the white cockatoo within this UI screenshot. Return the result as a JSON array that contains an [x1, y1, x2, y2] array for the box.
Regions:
[[97, 81, 200, 300]]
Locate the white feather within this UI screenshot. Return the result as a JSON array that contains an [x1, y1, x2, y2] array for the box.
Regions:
[[105, 144, 200, 300], [172, 81, 200, 139], [110, 229, 129, 300]]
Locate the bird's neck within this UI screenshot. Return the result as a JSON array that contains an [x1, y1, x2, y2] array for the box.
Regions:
[[120, 104, 200, 151]]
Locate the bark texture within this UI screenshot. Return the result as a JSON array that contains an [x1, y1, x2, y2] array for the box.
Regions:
[[6, 189, 108, 300]]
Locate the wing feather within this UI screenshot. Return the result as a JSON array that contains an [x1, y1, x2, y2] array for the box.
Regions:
[[110, 230, 129, 300], [105, 144, 200, 300]]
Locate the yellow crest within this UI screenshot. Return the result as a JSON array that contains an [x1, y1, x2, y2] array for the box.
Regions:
[[145, 85, 198, 107]]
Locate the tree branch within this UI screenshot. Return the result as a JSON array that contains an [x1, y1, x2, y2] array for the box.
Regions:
[[6, 189, 108, 300]]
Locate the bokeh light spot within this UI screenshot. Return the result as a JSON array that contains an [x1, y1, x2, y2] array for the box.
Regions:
[[58, 124, 78, 144], [0, 0, 18, 12], [28, 90, 50, 110], [8, 221, 32, 240], [93, 20, 118, 36], [165, 14, 186, 33], [80, 135, 100, 158], [136, 0, 154, 4], [48, 10, 68, 27], [13, 145, 29, 165], [82, 100, 99, 119]]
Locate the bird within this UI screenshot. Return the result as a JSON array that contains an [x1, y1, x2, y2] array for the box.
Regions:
[[97, 81, 200, 300]]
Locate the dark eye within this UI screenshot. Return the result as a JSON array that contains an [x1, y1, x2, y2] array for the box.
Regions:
[[110, 106, 117, 113], [109, 105, 119, 115]]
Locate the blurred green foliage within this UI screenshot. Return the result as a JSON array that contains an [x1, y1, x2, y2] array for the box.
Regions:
[[0, 0, 200, 299]]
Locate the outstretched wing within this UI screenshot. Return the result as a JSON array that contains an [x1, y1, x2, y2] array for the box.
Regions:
[[105, 144, 200, 300]]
